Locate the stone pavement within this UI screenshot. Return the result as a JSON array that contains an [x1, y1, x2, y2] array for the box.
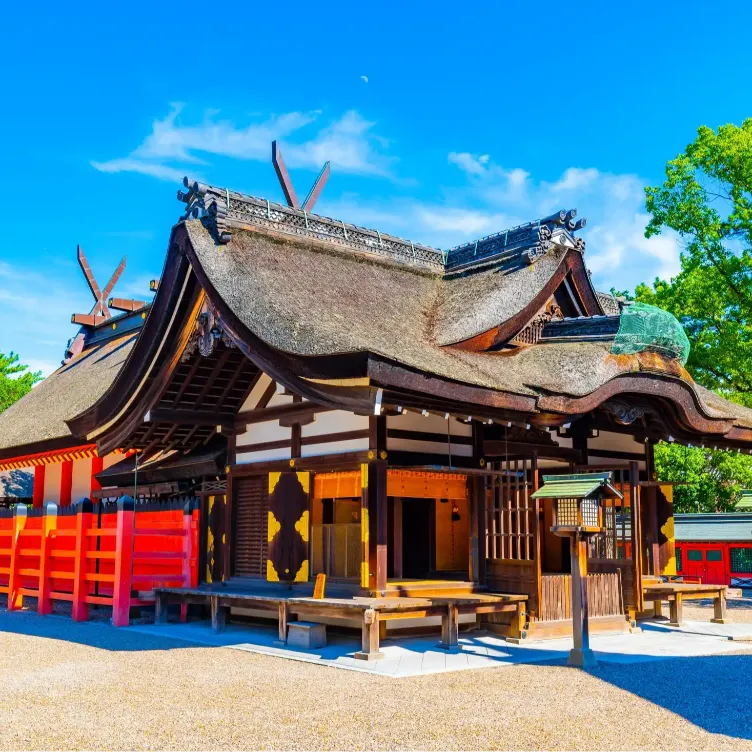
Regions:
[[129, 617, 752, 678]]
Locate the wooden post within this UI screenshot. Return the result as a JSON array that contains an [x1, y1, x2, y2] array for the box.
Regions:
[[712, 589, 727, 624], [59, 460, 73, 507], [154, 591, 168, 624], [669, 592, 683, 626], [629, 461, 644, 614], [277, 601, 289, 643], [366, 459, 387, 594], [111, 497, 135, 627], [210, 595, 226, 632], [7, 504, 27, 611], [470, 422, 486, 585], [32, 466, 45, 508], [72, 500, 93, 622], [354, 608, 384, 661], [438, 602, 460, 651], [568, 532, 597, 668], [37, 503, 58, 615]]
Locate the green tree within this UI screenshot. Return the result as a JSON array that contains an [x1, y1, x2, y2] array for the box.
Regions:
[[638, 120, 752, 510], [0, 352, 42, 414], [637, 119, 752, 406], [654, 443, 752, 512]]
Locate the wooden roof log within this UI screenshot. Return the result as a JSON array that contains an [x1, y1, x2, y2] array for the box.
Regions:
[[108, 297, 147, 313]]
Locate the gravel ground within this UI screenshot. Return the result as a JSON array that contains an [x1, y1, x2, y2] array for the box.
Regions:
[[2, 605, 752, 750], [681, 593, 752, 623]]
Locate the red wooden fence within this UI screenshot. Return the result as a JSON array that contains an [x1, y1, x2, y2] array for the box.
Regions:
[[0, 497, 199, 626]]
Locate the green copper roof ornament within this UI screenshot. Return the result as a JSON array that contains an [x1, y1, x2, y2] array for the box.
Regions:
[[611, 302, 691, 365]]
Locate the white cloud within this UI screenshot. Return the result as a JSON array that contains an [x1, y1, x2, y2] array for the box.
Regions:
[[92, 105, 395, 183]]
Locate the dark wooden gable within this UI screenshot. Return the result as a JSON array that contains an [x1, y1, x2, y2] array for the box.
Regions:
[[121, 342, 259, 455]]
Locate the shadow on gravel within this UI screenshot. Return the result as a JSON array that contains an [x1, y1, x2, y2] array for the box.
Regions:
[[587, 652, 752, 741], [0, 607, 194, 653]]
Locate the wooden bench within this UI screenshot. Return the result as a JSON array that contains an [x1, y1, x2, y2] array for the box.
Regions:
[[642, 582, 726, 626], [153, 587, 527, 660]]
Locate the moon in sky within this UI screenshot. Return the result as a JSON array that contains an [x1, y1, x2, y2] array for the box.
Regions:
[[360, 75, 369, 84]]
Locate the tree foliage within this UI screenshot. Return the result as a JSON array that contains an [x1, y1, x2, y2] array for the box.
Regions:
[[0, 352, 42, 414], [636, 119, 752, 406], [654, 443, 752, 513], [637, 120, 752, 510]]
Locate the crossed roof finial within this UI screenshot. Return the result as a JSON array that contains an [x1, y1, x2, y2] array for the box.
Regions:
[[71, 246, 126, 326], [271, 140, 330, 212]]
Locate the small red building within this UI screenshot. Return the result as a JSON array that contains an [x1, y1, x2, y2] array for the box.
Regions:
[[675, 514, 752, 587]]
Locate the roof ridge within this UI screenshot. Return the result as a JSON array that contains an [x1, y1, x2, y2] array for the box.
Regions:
[[177, 178, 588, 276]]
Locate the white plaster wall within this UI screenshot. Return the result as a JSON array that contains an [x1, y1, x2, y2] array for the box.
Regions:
[[43, 463, 62, 504], [71, 457, 92, 503], [302, 410, 368, 437], [387, 412, 473, 456], [301, 437, 369, 458]]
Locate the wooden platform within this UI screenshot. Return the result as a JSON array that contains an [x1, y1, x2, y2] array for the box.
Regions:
[[642, 582, 727, 626], [153, 586, 527, 660]]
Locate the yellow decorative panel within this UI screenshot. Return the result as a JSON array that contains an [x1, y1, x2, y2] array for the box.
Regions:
[[267, 560, 280, 582], [268, 510, 281, 542], [296, 471, 310, 495], [269, 471, 282, 495], [295, 510, 310, 543], [294, 559, 309, 583]]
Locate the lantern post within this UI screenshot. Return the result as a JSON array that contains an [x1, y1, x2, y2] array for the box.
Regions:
[[531, 472, 623, 668]]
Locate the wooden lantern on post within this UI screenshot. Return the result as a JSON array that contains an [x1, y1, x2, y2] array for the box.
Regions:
[[532, 472, 623, 668]]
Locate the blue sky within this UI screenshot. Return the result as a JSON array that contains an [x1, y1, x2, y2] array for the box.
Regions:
[[2, 0, 752, 377]]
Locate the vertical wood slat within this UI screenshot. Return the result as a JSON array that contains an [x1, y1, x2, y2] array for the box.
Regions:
[[232, 476, 269, 577], [539, 572, 623, 621]]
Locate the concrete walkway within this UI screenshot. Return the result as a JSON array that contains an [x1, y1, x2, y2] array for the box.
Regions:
[[129, 618, 752, 678]]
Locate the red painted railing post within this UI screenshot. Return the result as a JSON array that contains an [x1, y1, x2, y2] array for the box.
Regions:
[[72, 500, 93, 621], [178, 500, 196, 622], [7, 504, 28, 611], [191, 506, 200, 587], [112, 496, 135, 627], [37, 503, 58, 615]]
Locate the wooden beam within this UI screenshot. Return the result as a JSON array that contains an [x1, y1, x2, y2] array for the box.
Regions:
[[108, 298, 147, 313], [236, 402, 335, 429], [146, 408, 236, 426], [484, 440, 580, 460]]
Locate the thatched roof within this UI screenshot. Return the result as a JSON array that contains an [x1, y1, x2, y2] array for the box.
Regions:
[[183, 215, 752, 434], [0, 332, 137, 455]]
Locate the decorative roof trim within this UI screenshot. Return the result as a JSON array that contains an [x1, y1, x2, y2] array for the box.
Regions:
[[177, 178, 588, 276]]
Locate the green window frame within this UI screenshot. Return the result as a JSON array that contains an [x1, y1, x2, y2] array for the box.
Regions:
[[687, 550, 703, 562], [706, 550, 723, 562], [730, 548, 752, 573], [676, 546, 683, 572]]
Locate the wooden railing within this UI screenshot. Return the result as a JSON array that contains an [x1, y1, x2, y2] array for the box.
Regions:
[[0, 497, 199, 626], [538, 572, 623, 622]]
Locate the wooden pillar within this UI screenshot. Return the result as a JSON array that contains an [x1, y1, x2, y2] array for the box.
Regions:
[[568, 532, 596, 667], [90, 454, 104, 496], [366, 461, 388, 593], [629, 460, 644, 615], [59, 460, 73, 507], [471, 422, 486, 586], [32, 465, 45, 508], [222, 436, 236, 583], [366, 415, 387, 594]]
